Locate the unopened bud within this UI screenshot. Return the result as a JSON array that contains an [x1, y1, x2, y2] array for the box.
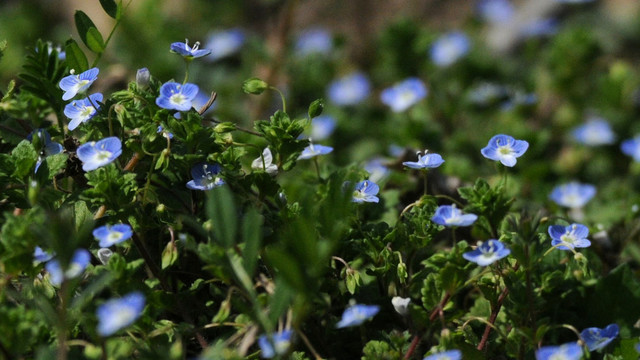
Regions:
[[242, 78, 268, 95], [391, 296, 411, 316], [136, 67, 150, 88]]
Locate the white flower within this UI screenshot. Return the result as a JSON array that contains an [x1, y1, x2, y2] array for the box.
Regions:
[[251, 148, 278, 176]]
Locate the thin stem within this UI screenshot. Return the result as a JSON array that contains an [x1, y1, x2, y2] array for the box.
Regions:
[[141, 154, 158, 203], [295, 326, 323, 360], [423, 169, 428, 196], [183, 61, 191, 85], [56, 281, 69, 360], [90, 1, 129, 68], [269, 86, 287, 113], [313, 157, 322, 182], [403, 335, 420, 360], [477, 285, 509, 351]]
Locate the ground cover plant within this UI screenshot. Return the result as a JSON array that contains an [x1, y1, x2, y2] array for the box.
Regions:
[[3, 0, 640, 359]]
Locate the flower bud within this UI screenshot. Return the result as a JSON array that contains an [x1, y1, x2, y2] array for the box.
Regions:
[[308, 98, 324, 119], [136, 67, 150, 88], [242, 77, 268, 95], [391, 296, 411, 316], [97, 248, 113, 265]]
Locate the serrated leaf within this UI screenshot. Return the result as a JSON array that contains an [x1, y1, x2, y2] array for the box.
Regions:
[[11, 140, 37, 178], [74, 201, 92, 231], [64, 39, 88, 72], [86, 27, 105, 54], [99, 0, 119, 19]]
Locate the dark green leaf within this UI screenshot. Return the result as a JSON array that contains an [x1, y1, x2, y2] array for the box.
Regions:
[[206, 186, 237, 247], [99, 0, 119, 19], [241, 208, 262, 276], [64, 38, 88, 72], [74, 11, 98, 48]]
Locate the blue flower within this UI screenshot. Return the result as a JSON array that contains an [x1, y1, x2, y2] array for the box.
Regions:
[[157, 125, 174, 140], [572, 118, 615, 146], [204, 29, 245, 61], [549, 182, 596, 208], [33, 246, 54, 263], [463, 240, 510, 266], [364, 158, 390, 183], [27, 128, 64, 173], [93, 224, 134, 247], [351, 180, 380, 203], [621, 135, 640, 161], [380, 78, 428, 113], [257, 330, 293, 358], [298, 142, 333, 160], [423, 350, 462, 360], [548, 223, 591, 250], [76, 137, 122, 171], [295, 28, 332, 56], [59, 67, 99, 101], [186, 163, 225, 190], [430, 32, 470, 67], [136, 67, 150, 88], [170, 39, 211, 59], [480, 134, 529, 167], [64, 93, 103, 131], [520, 18, 558, 38], [477, 0, 514, 24], [336, 304, 380, 328], [402, 150, 444, 169], [535, 342, 583, 360], [580, 324, 619, 351], [309, 115, 337, 141], [96, 291, 145, 337], [327, 72, 371, 106], [45, 248, 91, 285], [156, 82, 200, 112], [432, 205, 478, 227]]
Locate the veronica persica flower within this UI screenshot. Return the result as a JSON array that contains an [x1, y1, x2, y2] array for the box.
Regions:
[[27, 128, 64, 173], [309, 115, 336, 141], [327, 72, 371, 106], [380, 78, 428, 112], [295, 28, 332, 56], [45, 248, 91, 286], [477, 0, 514, 24], [170, 39, 211, 59], [580, 324, 619, 351], [403, 150, 444, 169], [33, 246, 54, 263], [481, 134, 529, 167], [298, 142, 333, 160], [204, 29, 245, 61], [336, 304, 380, 328], [59, 67, 99, 101], [96, 291, 145, 337], [548, 223, 591, 250], [621, 135, 640, 161], [571, 118, 615, 146], [550, 182, 596, 208], [463, 240, 510, 266], [257, 330, 293, 358], [351, 180, 380, 203], [64, 93, 103, 131], [391, 297, 411, 316], [430, 32, 470, 67], [93, 224, 134, 247], [156, 82, 199, 111], [423, 350, 462, 360], [186, 163, 225, 190], [432, 205, 477, 227], [251, 148, 278, 175], [535, 342, 583, 360], [364, 158, 390, 183], [77, 137, 122, 171]]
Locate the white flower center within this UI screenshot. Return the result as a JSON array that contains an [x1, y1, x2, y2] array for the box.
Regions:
[[108, 231, 123, 243], [80, 106, 95, 118], [170, 93, 186, 105]]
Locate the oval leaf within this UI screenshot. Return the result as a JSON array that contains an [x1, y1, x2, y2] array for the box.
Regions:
[[99, 0, 119, 19], [64, 39, 88, 72], [86, 27, 105, 54], [74, 11, 98, 48]]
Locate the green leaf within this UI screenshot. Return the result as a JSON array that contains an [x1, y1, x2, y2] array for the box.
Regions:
[[206, 186, 237, 247], [241, 208, 262, 276], [11, 140, 37, 178], [64, 38, 88, 72], [99, 0, 119, 19], [74, 200, 93, 231], [74, 11, 99, 48], [86, 27, 105, 54]]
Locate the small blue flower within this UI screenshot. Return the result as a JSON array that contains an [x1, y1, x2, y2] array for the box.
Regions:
[[204, 29, 245, 61], [430, 32, 470, 67], [548, 223, 591, 250], [170, 39, 211, 59], [309, 115, 337, 141], [621, 135, 640, 161], [336, 304, 380, 328], [423, 350, 462, 360], [550, 182, 596, 208], [364, 158, 390, 183], [76, 137, 122, 172], [477, 0, 514, 24], [64, 93, 103, 131], [45, 248, 91, 285], [432, 205, 477, 227], [93, 224, 134, 247], [580, 324, 619, 351], [572, 118, 615, 146], [463, 240, 510, 266], [298, 142, 333, 160], [327, 72, 371, 106], [157, 125, 174, 140], [520, 18, 558, 38], [295, 28, 332, 56], [402, 150, 444, 169], [59, 67, 99, 101], [33, 246, 54, 263], [535, 342, 583, 360], [257, 330, 293, 358], [156, 82, 200, 112], [186, 163, 225, 191], [380, 78, 428, 113], [27, 129, 64, 173], [351, 180, 380, 203], [481, 134, 529, 167], [96, 291, 145, 337]]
